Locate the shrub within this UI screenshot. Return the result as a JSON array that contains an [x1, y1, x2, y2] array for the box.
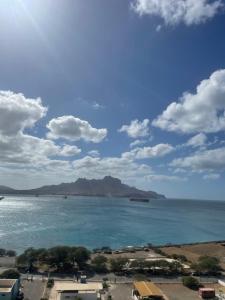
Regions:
[[47, 278, 54, 288], [0, 269, 20, 279], [182, 276, 200, 290]]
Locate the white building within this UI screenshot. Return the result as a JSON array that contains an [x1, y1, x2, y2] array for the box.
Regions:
[[55, 282, 103, 300], [0, 279, 20, 300]]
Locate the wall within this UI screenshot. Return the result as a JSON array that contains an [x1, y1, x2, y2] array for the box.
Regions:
[[59, 292, 98, 300], [0, 292, 12, 300]]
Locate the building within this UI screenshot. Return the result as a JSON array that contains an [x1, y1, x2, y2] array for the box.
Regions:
[[198, 288, 215, 299], [132, 281, 165, 300], [0, 279, 20, 300], [55, 281, 103, 300]]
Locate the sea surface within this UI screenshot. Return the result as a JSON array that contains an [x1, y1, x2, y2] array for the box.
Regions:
[[0, 196, 225, 253]]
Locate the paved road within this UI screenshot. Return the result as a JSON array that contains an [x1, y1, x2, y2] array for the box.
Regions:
[[22, 279, 45, 300]]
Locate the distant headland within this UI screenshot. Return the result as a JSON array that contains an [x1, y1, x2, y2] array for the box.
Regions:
[[0, 176, 165, 199]]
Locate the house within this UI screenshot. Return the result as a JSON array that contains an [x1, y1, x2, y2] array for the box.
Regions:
[[55, 281, 103, 300], [0, 279, 20, 300], [132, 281, 165, 300]]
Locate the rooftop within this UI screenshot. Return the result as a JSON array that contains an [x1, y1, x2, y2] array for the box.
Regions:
[[133, 281, 164, 297], [55, 281, 103, 293], [0, 279, 17, 293]]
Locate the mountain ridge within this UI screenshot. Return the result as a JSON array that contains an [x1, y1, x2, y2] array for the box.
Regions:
[[0, 176, 165, 199]]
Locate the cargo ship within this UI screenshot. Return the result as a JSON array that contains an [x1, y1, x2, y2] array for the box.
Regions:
[[130, 198, 149, 203]]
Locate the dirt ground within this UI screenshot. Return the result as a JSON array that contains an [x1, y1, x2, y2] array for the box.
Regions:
[[91, 249, 162, 261], [158, 283, 219, 300], [108, 283, 133, 300], [160, 242, 225, 269], [0, 256, 16, 268]]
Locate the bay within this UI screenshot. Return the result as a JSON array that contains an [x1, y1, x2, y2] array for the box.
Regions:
[[0, 196, 225, 253]]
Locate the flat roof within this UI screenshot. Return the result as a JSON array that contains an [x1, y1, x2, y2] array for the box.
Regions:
[[0, 279, 17, 293], [55, 281, 102, 293], [134, 281, 164, 297]]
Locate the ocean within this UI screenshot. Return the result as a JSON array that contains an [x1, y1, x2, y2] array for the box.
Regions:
[[0, 196, 225, 253]]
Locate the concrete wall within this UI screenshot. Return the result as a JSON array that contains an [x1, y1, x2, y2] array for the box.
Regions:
[[59, 292, 99, 300]]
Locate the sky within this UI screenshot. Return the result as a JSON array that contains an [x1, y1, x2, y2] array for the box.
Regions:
[[0, 0, 225, 200]]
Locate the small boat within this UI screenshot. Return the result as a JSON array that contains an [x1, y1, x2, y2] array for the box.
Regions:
[[130, 198, 149, 203], [64, 195, 68, 199], [0, 196, 4, 200]]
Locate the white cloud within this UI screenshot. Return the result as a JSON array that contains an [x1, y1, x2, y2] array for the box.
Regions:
[[186, 133, 207, 147], [72, 155, 152, 180], [170, 147, 225, 172], [153, 69, 225, 134], [203, 173, 220, 180], [92, 102, 104, 110], [130, 139, 147, 148], [132, 0, 223, 26], [119, 119, 150, 138], [122, 143, 174, 159], [60, 145, 81, 157], [146, 174, 187, 182], [0, 91, 47, 136], [47, 116, 107, 143], [88, 150, 100, 157]]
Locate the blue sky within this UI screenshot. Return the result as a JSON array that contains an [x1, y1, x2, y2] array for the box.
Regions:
[[0, 0, 225, 199]]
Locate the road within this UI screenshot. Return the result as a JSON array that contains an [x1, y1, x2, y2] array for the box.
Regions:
[[22, 279, 45, 300]]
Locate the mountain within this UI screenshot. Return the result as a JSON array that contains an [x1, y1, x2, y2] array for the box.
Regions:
[[0, 185, 15, 194], [1, 176, 165, 199]]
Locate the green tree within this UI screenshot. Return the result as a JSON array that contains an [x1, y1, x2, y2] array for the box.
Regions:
[[110, 258, 128, 273], [0, 248, 6, 256], [6, 250, 16, 257], [0, 269, 20, 279], [73, 247, 90, 269], [92, 255, 108, 273], [182, 276, 200, 290], [192, 256, 220, 274], [47, 246, 71, 270], [16, 248, 40, 271]]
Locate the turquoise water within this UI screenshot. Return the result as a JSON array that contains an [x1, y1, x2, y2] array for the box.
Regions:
[[0, 196, 225, 253]]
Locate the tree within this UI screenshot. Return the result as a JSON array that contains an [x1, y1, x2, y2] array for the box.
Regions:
[[192, 256, 220, 274], [0, 248, 6, 256], [0, 269, 20, 279], [110, 258, 128, 273], [16, 248, 39, 271], [73, 247, 90, 269], [92, 255, 108, 273], [6, 250, 16, 257], [182, 276, 200, 290], [47, 246, 71, 270], [198, 256, 220, 273]]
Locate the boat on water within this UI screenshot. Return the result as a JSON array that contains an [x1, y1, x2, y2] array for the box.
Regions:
[[130, 198, 149, 203], [0, 196, 4, 200]]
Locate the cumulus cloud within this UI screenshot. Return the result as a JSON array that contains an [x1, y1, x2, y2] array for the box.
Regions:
[[186, 133, 207, 147], [122, 143, 174, 160], [130, 139, 147, 148], [132, 0, 223, 26], [47, 116, 107, 143], [0, 90, 81, 173], [88, 150, 100, 157], [146, 174, 187, 182], [119, 119, 150, 138], [170, 147, 225, 172], [72, 155, 152, 180], [203, 173, 220, 180], [60, 145, 81, 157], [0, 91, 47, 136], [153, 69, 225, 134]]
